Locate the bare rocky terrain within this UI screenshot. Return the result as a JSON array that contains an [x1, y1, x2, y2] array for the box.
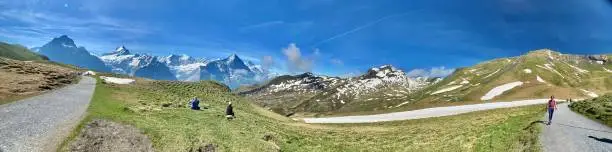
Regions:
[[0, 57, 78, 104], [69, 119, 155, 152]]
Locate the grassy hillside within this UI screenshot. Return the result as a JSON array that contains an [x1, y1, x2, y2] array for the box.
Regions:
[[0, 42, 48, 61], [569, 94, 612, 127], [63, 77, 546, 151], [244, 49, 612, 116], [397, 50, 612, 111]]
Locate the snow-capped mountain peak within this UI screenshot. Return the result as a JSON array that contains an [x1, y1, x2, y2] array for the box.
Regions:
[[243, 64, 438, 115], [363, 65, 405, 79], [114, 46, 130, 55], [160, 54, 198, 66]]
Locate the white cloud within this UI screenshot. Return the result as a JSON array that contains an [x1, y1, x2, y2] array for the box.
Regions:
[[262, 55, 274, 70], [240, 21, 285, 32], [282, 43, 313, 72], [406, 66, 455, 78], [314, 48, 321, 56]]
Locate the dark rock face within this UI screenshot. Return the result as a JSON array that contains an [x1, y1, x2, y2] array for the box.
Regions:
[[133, 56, 177, 80], [37, 35, 110, 72], [69, 119, 154, 152], [588, 55, 608, 63]]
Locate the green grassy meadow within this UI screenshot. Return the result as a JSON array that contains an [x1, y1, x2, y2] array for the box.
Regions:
[[62, 78, 546, 151], [569, 94, 612, 127]]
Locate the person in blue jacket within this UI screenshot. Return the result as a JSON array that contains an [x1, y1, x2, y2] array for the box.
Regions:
[[190, 97, 200, 110]]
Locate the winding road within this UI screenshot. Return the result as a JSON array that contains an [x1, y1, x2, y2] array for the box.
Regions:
[[540, 103, 612, 152], [0, 77, 95, 152], [303, 99, 549, 123]]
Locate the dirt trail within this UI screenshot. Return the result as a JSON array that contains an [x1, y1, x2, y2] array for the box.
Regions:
[[0, 77, 95, 152], [540, 103, 612, 152]]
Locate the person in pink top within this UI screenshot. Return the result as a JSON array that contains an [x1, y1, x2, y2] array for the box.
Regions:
[[547, 96, 558, 125]]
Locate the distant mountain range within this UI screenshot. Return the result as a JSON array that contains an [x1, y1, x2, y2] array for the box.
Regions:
[[240, 65, 440, 116], [241, 50, 612, 116], [35, 35, 272, 88]]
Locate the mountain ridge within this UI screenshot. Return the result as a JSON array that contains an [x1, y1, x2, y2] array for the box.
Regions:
[[242, 49, 612, 116], [35, 35, 271, 88]]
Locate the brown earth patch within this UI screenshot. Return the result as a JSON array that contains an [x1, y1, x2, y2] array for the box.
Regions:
[[0, 57, 78, 104], [69, 119, 154, 152]]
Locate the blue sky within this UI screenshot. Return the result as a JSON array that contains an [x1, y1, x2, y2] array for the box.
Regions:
[[1, 0, 612, 77]]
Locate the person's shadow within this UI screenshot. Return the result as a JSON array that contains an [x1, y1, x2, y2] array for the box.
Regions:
[[523, 120, 546, 130], [588, 136, 612, 144]]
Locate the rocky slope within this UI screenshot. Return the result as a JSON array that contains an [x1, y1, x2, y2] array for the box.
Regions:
[[242, 65, 439, 116]]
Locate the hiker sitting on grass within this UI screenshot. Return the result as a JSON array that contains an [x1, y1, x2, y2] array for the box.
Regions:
[[190, 97, 200, 110], [226, 102, 235, 120]]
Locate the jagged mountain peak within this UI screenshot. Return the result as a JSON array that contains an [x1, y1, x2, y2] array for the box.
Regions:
[[297, 72, 315, 78], [363, 64, 405, 79], [115, 46, 130, 55], [47, 35, 76, 48], [225, 53, 243, 64]]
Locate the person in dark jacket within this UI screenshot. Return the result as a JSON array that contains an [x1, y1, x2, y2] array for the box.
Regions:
[[226, 102, 235, 120], [190, 97, 200, 110]]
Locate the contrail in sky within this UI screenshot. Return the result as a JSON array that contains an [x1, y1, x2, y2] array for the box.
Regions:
[[312, 12, 411, 47]]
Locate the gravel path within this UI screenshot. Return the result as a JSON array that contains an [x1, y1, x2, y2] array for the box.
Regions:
[[303, 99, 549, 123], [0, 77, 96, 152], [540, 103, 612, 152]]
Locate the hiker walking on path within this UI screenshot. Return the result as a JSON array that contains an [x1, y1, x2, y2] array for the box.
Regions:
[[226, 102, 235, 120], [547, 96, 557, 125]]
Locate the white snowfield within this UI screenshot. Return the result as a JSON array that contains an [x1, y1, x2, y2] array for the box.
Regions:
[[100, 76, 135, 84], [580, 89, 598, 98], [523, 69, 532, 74], [536, 75, 546, 83], [565, 63, 589, 73], [431, 85, 463, 95], [483, 69, 500, 79], [480, 81, 523, 100], [303, 99, 549, 123]]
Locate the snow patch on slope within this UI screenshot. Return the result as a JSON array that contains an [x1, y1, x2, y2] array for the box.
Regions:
[[432, 85, 463, 95], [483, 69, 500, 79], [603, 67, 612, 73], [523, 69, 532, 74], [536, 75, 546, 83], [480, 82, 523, 100], [100, 76, 135, 84], [565, 63, 589, 73], [580, 89, 598, 98], [547, 50, 554, 60], [536, 64, 565, 78]]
